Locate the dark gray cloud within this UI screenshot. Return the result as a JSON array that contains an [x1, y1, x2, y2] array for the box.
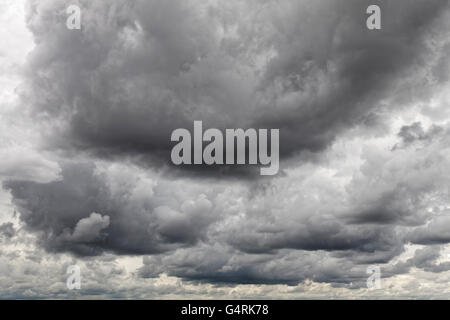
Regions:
[[4, 161, 217, 256], [137, 245, 369, 286], [253, 0, 449, 157], [5, 115, 450, 285], [23, 0, 450, 170], [3, 0, 450, 293], [226, 216, 402, 258]]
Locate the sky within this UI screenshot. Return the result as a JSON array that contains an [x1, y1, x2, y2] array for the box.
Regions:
[[0, 0, 450, 299]]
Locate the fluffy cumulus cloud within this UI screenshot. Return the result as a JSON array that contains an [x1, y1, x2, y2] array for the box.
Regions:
[[1, 0, 450, 298]]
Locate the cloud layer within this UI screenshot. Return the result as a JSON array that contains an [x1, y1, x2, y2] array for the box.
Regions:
[[1, 0, 450, 298]]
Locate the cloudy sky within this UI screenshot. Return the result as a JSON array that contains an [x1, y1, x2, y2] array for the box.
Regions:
[[1, 0, 450, 299]]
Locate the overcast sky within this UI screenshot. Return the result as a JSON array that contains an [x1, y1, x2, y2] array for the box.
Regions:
[[1, 0, 450, 299]]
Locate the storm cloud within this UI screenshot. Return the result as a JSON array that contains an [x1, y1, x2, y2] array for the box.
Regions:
[[23, 0, 450, 166], [1, 0, 450, 297]]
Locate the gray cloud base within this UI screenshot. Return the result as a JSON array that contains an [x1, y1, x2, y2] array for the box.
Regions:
[[3, 0, 450, 289]]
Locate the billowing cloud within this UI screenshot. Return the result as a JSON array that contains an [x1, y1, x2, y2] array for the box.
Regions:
[[22, 0, 450, 169], [1, 0, 450, 298], [65, 212, 110, 243], [4, 161, 220, 256]]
